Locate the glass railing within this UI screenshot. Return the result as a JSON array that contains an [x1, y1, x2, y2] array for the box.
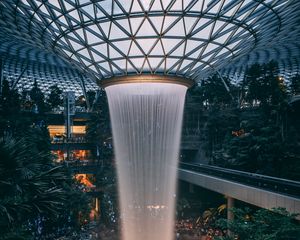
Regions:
[[51, 136, 87, 143]]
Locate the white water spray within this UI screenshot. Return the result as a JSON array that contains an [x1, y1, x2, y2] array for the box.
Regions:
[[106, 82, 187, 240]]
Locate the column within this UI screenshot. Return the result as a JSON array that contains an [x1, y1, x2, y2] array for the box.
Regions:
[[227, 196, 235, 237], [227, 196, 235, 221]]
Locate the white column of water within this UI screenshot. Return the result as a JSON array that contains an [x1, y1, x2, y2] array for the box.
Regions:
[[106, 83, 187, 240]]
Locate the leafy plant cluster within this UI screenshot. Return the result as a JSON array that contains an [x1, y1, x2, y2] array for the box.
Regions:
[[215, 208, 300, 240], [9, 80, 63, 114], [0, 77, 98, 115], [187, 61, 300, 180], [0, 81, 91, 239], [85, 90, 119, 227]]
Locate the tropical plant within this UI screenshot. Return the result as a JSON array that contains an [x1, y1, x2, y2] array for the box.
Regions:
[[176, 197, 191, 218], [47, 84, 63, 110], [202, 204, 226, 227], [0, 78, 91, 239], [289, 74, 300, 95], [96, 164, 118, 226], [0, 129, 91, 239], [86, 89, 112, 161], [244, 61, 286, 107], [197, 74, 235, 108], [29, 80, 46, 113], [87, 90, 96, 107], [215, 208, 300, 240], [186, 61, 300, 180], [0, 136, 67, 238], [0, 79, 21, 115]]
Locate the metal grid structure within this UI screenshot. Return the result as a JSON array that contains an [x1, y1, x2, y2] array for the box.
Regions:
[[1, 56, 97, 95], [1, 0, 300, 87]]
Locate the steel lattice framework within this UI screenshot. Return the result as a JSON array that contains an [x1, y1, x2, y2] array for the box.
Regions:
[[1, 0, 300, 87]]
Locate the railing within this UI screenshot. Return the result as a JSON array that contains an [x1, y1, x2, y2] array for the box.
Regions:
[[179, 162, 300, 199], [47, 106, 89, 114], [290, 95, 300, 104], [60, 160, 95, 166], [60, 161, 105, 174], [51, 137, 87, 143]]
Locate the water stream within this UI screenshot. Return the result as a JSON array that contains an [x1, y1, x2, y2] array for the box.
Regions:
[[106, 83, 187, 240]]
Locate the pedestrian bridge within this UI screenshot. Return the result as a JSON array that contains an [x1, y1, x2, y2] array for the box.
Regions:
[[178, 162, 300, 218]]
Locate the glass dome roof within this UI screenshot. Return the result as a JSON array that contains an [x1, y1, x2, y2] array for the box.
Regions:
[[1, 0, 300, 82]]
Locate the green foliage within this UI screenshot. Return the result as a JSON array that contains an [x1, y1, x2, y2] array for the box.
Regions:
[[203, 106, 239, 158], [290, 74, 300, 95], [47, 84, 63, 110], [29, 80, 47, 113], [87, 90, 96, 106], [75, 95, 86, 108], [0, 85, 91, 238], [85, 90, 117, 225], [86, 90, 112, 160], [96, 165, 118, 226], [20, 90, 33, 111], [0, 79, 21, 115], [215, 208, 300, 240], [176, 198, 191, 218], [0, 134, 91, 239], [202, 204, 227, 227], [0, 136, 66, 237], [74, 91, 96, 109], [244, 61, 286, 106], [189, 61, 300, 180], [196, 74, 235, 107]]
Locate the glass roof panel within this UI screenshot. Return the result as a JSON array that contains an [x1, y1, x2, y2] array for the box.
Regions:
[[0, 0, 299, 82]]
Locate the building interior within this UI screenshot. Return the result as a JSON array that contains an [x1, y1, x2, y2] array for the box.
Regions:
[[0, 1, 300, 240]]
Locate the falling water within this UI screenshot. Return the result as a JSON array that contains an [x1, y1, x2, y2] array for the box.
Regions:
[[106, 82, 187, 240]]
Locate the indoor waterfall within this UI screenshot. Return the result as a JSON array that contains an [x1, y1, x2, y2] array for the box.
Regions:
[[105, 82, 188, 240]]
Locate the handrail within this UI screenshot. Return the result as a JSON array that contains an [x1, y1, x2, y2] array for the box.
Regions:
[[179, 162, 300, 199]]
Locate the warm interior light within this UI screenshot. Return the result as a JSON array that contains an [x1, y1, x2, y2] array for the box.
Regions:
[[48, 125, 86, 137], [75, 174, 95, 188]]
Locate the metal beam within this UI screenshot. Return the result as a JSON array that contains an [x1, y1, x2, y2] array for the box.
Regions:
[[91, 89, 101, 112], [12, 64, 27, 90], [79, 74, 91, 111], [0, 59, 3, 96], [216, 70, 234, 100]]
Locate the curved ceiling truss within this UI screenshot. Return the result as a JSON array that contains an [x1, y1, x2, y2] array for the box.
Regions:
[[0, 0, 300, 83]]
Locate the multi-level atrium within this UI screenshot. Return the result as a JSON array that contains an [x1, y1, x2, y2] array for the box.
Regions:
[[1, 1, 300, 240]]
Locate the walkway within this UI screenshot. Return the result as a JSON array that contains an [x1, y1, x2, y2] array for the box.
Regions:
[[178, 162, 300, 218]]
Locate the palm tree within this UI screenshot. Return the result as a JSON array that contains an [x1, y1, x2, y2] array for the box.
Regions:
[[0, 136, 68, 238]]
